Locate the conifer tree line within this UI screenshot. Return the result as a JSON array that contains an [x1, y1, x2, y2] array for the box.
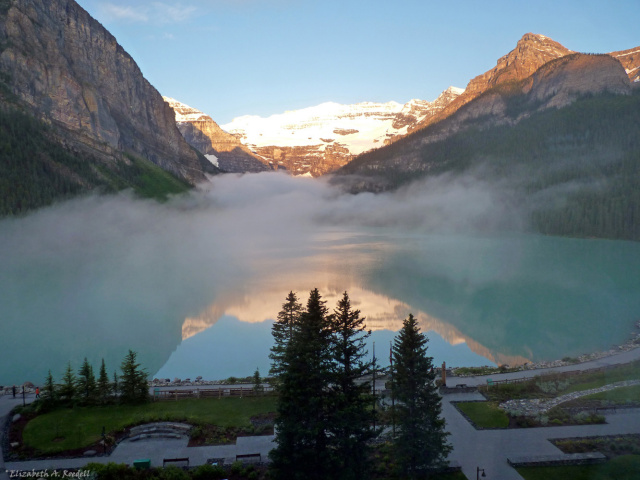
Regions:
[[268, 289, 451, 480], [38, 349, 149, 410]]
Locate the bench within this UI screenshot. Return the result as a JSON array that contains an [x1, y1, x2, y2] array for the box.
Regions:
[[236, 453, 261, 463], [133, 459, 151, 470], [163, 457, 189, 468]]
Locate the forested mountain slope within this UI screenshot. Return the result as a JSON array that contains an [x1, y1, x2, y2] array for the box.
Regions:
[[335, 86, 640, 241], [0, 0, 218, 215]]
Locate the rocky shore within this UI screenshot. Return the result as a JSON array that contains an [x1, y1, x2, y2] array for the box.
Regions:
[[452, 320, 640, 377]]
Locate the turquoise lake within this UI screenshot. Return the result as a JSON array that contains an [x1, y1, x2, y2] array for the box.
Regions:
[[1, 174, 639, 386]]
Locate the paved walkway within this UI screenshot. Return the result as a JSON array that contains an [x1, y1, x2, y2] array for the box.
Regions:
[[0, 393, 34, 480], [443, 392, 640, 480], [446, 346, 640, 388], [2, 347, 639, 479], [4, 434, 276, 473]]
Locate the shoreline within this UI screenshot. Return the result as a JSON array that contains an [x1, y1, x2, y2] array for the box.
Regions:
[[450, 320, 640, 377], [521, 319, 640, 371], [3, 321, 639, 389]]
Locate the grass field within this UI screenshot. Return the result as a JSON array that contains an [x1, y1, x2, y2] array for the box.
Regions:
[[455, 402, 509, 428], [22, 396, 277, 454], [577, 384, 640, 404], [484, 361, 640, 402], [561, 362, 640, 395], [517, 455, 640, 480]]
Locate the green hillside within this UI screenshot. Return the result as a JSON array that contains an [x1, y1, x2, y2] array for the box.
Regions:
[[0, 108, 192, 216], [339, 90, 640, 241]]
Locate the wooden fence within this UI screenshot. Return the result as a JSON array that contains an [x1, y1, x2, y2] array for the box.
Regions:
[[153, 386, 275, 401]]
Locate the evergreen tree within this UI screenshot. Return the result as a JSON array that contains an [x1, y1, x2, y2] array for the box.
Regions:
[[252, 368, 264, 395], [42, 370, 57, 407], [58, 362, 76, 401], [112, 371, 119, 396], [269, 291, 303, 380], [119, 350, 149, 404], [392, 314, 451, 478], [77, 357, 97, 402], [327, 291, 377, 480], [269, 288, 333, 480], [97, 359, 111, 403]]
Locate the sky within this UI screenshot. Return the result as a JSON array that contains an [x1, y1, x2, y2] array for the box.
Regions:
[[77, 0, 640, 124]]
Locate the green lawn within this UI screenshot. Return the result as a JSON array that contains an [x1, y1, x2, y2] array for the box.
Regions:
[[563, 362, 640, 394], [455, 402, 509, 428], [517, 455, 640, 480], [23, 396, 277, 454], [578, 385, 640, 404]]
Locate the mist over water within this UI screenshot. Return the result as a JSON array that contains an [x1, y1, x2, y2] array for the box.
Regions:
[[1, 171, 639, 384]]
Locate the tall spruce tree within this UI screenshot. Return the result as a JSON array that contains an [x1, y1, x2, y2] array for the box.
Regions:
[[119, 350, 149, 404], [327, 291, 377, 480], [269, 288, 333, 480], [97, 359, 111, 403], [77, 357, 96, 402], [269, 291, 303, 380], [252, 367, 264, 395], [112, 371, 119, 396], [392, 314, 451, 478], [59, 362, 76, 401], [42, 370, 57, 408]]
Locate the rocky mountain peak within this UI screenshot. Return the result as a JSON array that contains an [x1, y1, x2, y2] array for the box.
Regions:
[[163, 97, 211, 123], [467, 33, 573, 96], [163, 96, 272, 173], [408, 34, 572, 134], [609, 46, 640, 84]]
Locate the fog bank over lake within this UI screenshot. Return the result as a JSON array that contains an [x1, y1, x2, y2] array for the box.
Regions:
[[1, 172, 639, 385]]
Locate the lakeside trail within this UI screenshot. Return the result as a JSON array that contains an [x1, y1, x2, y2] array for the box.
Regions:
[[1, 346, 639, 480], [445, 345, 640, 388]]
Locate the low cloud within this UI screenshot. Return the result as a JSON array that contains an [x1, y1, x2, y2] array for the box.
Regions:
[[0, 171, 527, 383], [152, 2, 197, 23], [101, 3, 149, 22], [99, 1, 197, 24]]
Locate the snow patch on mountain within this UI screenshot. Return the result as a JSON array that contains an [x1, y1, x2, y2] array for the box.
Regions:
[[164, 96, 210, 123], [222, 88, 464, 157], [204, 154, 219, 167]]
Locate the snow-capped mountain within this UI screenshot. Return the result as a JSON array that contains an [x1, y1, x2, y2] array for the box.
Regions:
[[163, 97, 272, 173], [221, 87, 463, 176]]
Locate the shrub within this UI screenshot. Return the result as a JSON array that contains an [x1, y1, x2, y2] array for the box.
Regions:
[[190, 426, 204, 440], [191, 464, 226, 480], [85, 462, 138, 480], [230, 461, 244, 475], [159, 466, 189, 480]]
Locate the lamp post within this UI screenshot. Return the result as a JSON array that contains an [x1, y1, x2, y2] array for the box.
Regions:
[[477, 466, 486, 479]]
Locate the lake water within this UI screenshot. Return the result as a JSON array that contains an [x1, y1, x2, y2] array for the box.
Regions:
[[1, 175, 639, 386]]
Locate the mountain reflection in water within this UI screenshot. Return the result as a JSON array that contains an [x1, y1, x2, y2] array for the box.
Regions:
[[2, 189, 639, 385]]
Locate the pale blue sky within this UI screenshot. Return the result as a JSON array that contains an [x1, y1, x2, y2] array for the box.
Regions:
[[77, 0, 640, 124]]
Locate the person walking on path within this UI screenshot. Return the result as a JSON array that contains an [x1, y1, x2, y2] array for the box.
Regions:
[[11, 386, 15, 398], [35, 387, 39, 399]]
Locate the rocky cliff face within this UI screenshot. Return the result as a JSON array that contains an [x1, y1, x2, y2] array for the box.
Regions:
[[163, 97, 272, 173], [408, 33, 573, 135], [609, 46, 640, 84], [440, 53, 632, 136], [0, 0, 209, 184], [222, 88, 463, 177]]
